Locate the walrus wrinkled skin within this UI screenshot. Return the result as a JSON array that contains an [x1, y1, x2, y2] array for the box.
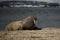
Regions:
[[5, 16, 39, 31]]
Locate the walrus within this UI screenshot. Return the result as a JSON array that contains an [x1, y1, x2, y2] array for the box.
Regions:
[[5, 16, 41, 31]]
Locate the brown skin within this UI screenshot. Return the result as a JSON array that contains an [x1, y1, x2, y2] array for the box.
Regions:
[[5, 16, 38, 31]]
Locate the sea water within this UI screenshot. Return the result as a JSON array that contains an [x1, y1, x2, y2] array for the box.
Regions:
[[0, 7, 60, 30]]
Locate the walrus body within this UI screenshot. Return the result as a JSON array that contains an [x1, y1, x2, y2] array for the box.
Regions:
[[5, 16, 38, 31]]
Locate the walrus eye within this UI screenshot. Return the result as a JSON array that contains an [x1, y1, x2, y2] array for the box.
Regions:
[[35, 17, 37, 21]]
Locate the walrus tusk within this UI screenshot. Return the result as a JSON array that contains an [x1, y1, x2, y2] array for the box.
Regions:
[[34, 20, 36, 23]]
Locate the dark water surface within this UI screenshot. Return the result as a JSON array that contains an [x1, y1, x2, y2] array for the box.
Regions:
[[0, 8, 60, 30]]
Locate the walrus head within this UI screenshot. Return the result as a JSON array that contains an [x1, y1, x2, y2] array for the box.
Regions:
[[26, 16, 37, 23]]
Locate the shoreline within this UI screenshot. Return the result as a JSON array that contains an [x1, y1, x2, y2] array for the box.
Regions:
[[0, 28, 60, 40]]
